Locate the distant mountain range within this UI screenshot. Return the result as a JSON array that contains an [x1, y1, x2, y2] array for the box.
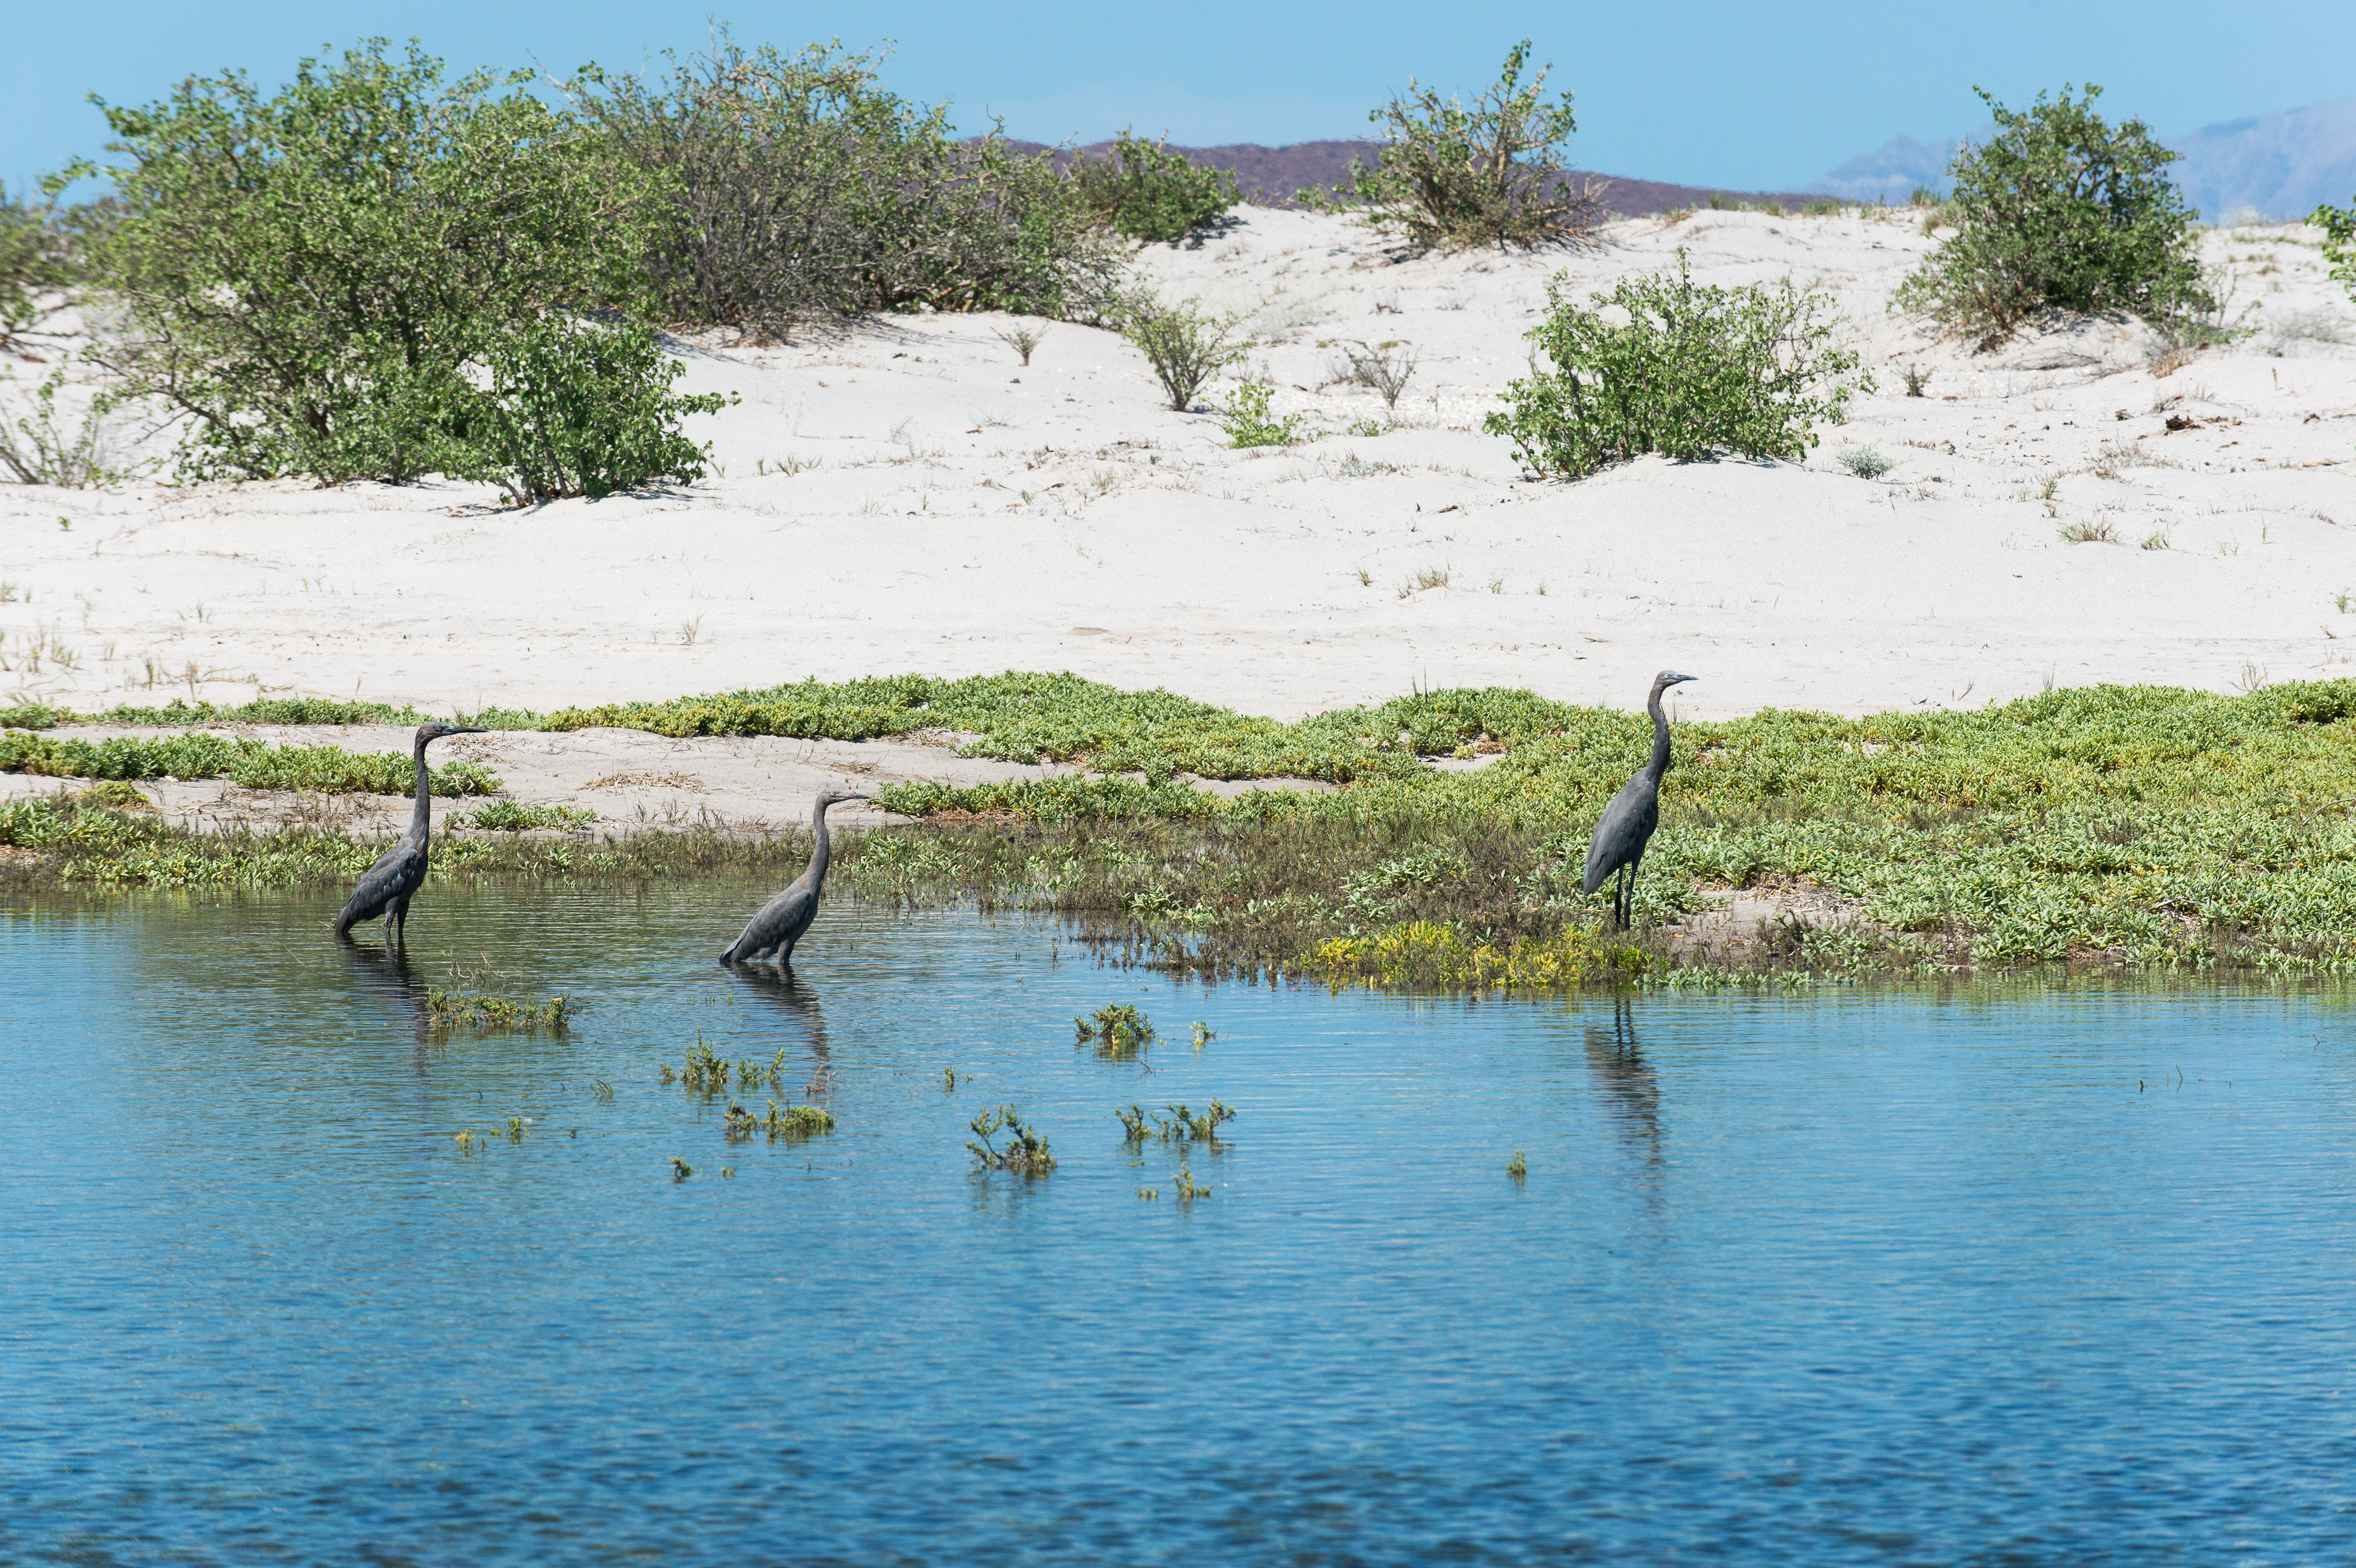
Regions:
[[1811, 100, 2356, 220]]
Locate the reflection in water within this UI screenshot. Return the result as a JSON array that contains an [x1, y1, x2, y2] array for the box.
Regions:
[[723, 962, 831, 1067], [339, 939, 428, 1062], [1583, 999, 1662, 1161]]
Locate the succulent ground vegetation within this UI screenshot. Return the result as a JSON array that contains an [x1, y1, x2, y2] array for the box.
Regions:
[[13, 676, 2356, 981]]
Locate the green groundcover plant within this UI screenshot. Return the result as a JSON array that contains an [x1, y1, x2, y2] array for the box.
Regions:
[[1893, 84, 2213, 341], [18, 676, 2356, 976], [1484, 252, 1869, 477]]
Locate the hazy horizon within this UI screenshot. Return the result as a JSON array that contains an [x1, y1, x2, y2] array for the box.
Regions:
[[6, 0, 2353, 201]]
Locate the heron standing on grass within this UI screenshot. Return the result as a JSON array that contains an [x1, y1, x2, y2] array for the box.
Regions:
[[334, 721, 487, 943], [720, 789, 867, 965], [1583, 671, 1697, 930]]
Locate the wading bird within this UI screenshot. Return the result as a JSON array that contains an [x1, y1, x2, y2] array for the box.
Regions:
[[720, 789, 868, 965], [333, 721, 488, 943], [1583, 670, 1697, 930]]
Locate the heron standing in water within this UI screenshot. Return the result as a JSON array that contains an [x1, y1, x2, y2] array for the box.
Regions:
[[334, 721, 487, 942], [720, 789, 868, 965], [1583, 670, 1697, 930]]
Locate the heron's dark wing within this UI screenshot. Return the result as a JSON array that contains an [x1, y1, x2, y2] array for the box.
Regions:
[[721, 880, 818, 961], [1582, 776, 1661, 894], [336, 840, 425, 934]]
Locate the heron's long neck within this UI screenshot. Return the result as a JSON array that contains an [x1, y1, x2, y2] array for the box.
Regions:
[[1642, 686, 1673, 783], [807, 800, 833, 886], [408, 741, 433, 840]]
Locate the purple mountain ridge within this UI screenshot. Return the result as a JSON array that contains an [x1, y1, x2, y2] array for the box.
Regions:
[[1004, 138, 1827, 217]]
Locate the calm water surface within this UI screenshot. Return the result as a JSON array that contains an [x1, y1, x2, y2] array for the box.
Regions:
[[4, 883, 2355, 1565]]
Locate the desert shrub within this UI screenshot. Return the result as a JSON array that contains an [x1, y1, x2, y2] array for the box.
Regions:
[[1071, 131, 1239, 243], [1483, 252, 1870, 478], [1835, 445, 1895, 479], [1341, 340, 1418, 408], [1121, 296, 1246, 411], [69, 39, 653, 485], [1892, 85, 2213, 341], [461, 316, 733, 504], [563, 36, 1123, 340], [1218, 382, 1309, 448], [1323, 40, 1604, 252]]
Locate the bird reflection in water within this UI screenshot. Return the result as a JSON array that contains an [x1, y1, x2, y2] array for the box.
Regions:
[[722, 962, 833, 1074], [1583, 999, 1662, 1164]]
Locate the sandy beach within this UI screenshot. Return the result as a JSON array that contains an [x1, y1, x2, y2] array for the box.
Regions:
[[5, 205, 2352, 732]]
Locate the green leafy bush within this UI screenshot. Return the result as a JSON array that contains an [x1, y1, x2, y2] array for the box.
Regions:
[[71, 39, 652, 484], [2315, 196, 2356, 303], [1892, 85, 2213, 340], [1121, 296, 1245, 411], [1322, 40, 1604, 251], [562, 35, 1122, 340], [1483, 252, 1870, 478], [1071, 131, 1239, 243], [464, 316, 733, 504], [1217, 381, 1309, 448]]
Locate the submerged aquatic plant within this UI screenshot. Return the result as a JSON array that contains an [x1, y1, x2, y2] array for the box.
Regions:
[[967, 1104, 1055, 1175], [425, 989, 570, 1034], [1118, 1100, 1236, 1146], [1075, 1002, 1157, 1059]]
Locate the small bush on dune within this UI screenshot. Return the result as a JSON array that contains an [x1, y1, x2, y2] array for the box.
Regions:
[[464, 316, 734, 504], [1071, 131, 1239, 243], [1217, 381, 1309, 448], [1323, 39, 1605, 252], [1483, 251, 1870, 478], [1893, 84, 2213, 342], [1121, 295, 1246, 412]]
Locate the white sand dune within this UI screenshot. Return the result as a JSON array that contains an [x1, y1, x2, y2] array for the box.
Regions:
[[5, 207, 2354, 726]]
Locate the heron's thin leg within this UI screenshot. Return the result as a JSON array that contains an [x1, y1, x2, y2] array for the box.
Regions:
[[1627, 859, 1641, 930]]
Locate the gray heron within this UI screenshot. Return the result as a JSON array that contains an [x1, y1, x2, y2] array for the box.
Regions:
[[333, 721, 487, 942], [1582, 670, 1697, 929]]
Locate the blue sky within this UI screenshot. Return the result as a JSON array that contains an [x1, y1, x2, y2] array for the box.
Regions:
[[7, 0, 2352, 196]]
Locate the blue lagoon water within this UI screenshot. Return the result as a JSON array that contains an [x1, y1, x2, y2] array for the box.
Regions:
[[4, 883, 2355, 1564]]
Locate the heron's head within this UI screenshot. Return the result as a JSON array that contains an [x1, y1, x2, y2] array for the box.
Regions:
[[815, 788, 869, 808], [417, 721, 488, 745], [1654, 670, 1698, 690]]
